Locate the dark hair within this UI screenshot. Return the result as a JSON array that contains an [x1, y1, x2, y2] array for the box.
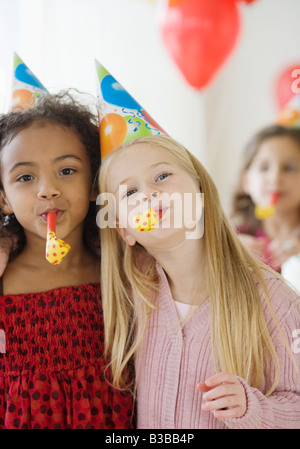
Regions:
[[0, 90, 101, 259], [230, 124, 300, 234]]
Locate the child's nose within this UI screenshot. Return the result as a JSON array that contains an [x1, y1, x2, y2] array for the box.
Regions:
[[269, 168, 282, 184], [37, 180, 61, 200], [142, 191, 159, 201]]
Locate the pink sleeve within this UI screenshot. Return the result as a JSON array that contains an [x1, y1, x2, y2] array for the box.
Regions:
[[223, 306, 300, 429]]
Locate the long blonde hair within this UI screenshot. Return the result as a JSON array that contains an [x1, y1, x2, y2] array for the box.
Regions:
[[99, 134, 296, 396]]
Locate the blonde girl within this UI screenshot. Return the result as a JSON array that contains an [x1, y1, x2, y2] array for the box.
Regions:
[[99, 134, 300, 429]]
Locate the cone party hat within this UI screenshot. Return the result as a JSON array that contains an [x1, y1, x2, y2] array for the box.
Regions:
[[277, 93, 300, 128], [11, 52, 48, 110], [10, 55, 70, 264], [95, 60, 165, 159]]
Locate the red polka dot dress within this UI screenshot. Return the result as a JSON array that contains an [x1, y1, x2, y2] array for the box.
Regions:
[[0, 282, 133, 429]]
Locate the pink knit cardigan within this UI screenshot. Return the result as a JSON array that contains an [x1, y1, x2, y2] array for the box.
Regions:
[[136, 264, 300, 429]]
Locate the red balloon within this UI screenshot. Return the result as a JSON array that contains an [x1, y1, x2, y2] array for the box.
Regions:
[[235, 0, 257, 3], [160, 0, 240, 89], [275, 64, 300, 109]]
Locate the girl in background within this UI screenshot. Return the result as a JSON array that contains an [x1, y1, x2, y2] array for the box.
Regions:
[[0, 92, 133, 429], [99, 134, 300, 429], [231, 125, 300, 276]]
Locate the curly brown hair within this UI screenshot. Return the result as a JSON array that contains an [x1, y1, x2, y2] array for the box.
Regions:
[[0, 90, 101, 260], [230, 124, 300, 234]]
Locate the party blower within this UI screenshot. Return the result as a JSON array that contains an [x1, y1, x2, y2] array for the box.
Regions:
[[45, 212, 71, 264], [254, 192, 279, 220], [133, 209, 159, 232]]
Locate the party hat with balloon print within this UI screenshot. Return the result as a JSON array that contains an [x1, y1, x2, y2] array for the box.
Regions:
[[95, 59, 165, 159], [11, 52, 48, 110], [277, 93, 300, 128]]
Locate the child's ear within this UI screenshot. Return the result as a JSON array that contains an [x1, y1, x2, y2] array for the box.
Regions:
[[116, 222, 136, 246], [0, 191, 13, 215]]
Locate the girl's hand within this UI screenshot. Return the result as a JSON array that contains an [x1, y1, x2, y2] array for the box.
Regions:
[[197, 371, 247, 419]]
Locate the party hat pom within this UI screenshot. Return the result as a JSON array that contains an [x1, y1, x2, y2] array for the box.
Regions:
[[95, 59, 165, 158], [11, 52, 48, 110], [45, 212, 71, 265]]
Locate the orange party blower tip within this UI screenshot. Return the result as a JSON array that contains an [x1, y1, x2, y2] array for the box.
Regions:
[[45, 212, 71, 265], [270, 191, 280, 205]]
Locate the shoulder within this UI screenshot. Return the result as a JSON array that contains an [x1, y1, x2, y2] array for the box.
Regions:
[[256, 268, 300, 328]]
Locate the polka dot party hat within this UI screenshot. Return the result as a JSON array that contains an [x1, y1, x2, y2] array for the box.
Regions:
[[11, 52, 48, 110], [95, 59, 166, 159]]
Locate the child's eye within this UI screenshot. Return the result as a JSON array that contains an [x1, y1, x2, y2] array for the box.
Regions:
[[284, 164, 297, 172], [125, 188, 137, 198], [258, 164, 269, 172], [17, 174, 34, 182], [156, 172, 170, 182], [60, 168, 76, 176]]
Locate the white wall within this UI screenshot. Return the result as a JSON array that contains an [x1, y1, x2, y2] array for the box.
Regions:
[[0, 0, 299, 213], [204, 0, 300, 211]]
